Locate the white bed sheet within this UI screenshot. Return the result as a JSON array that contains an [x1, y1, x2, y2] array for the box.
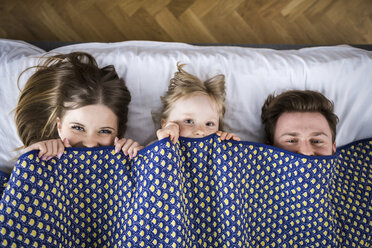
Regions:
[[1, 39, 372, 174]]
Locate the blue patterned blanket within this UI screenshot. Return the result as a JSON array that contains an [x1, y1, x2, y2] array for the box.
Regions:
[[0, 134, 371, 247]]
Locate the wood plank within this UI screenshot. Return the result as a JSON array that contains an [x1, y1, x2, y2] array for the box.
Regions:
[[0, 0, 371, 44]]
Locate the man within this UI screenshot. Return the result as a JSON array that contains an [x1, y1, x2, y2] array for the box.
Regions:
[[261, 90, 338, 156]]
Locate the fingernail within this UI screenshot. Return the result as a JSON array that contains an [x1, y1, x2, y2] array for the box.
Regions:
[[58, 152, 62, 159], [114, 137, 118, 144], [115, 148, 119, 154]]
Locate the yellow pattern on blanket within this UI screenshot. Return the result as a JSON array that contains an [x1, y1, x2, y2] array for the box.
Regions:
[[0, 134, 370, 247]]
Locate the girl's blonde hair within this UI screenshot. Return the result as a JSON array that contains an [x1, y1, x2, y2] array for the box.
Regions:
[[160, 63, 226, 129], [15, 52, 131, 148]]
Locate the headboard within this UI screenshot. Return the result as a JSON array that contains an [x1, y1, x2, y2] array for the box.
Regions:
[[28, 41, 372, 51]]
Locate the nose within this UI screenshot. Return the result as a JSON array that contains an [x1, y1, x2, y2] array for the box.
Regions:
[[297, 142, 314, 156], [194, 125, 206, 137], [83, 136, 99, 148]]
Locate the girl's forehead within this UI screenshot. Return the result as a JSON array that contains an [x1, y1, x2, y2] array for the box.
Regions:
[[164, 92, 223, 121], [176, 93, 214, 107], [171, 94, 219, 117], [178, 92, 213, 103]]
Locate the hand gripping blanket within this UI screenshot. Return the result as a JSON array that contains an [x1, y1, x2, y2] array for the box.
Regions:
[[0, 134, 371, 248]]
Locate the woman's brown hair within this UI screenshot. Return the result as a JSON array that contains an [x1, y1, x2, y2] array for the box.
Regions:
[[261, 90, 339, 145], [15, 52, 131, 148]]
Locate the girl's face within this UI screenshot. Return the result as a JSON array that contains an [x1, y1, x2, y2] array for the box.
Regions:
[[57, 104, 118, 147], [162, 94, 220, 138]]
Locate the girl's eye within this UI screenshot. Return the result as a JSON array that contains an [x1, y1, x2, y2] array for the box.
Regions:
[[184, 119, 193, 124], [99, 129, 112, 134], [206, 122, 215, 127], [287, 139, 296, 144], [72, 125, 84, 131]]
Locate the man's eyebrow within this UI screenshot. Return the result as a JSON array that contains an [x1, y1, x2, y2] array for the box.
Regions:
[[279, 132, 299, 137], [310, 132, 329, 137], [280, 131, 330, 138]]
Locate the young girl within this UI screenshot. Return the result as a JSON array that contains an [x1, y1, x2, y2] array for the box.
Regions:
[[15, 52, 143, 160], [156, 63, 240, 143]]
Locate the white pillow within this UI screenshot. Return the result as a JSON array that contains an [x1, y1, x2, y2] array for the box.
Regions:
[[1, 39, 372, 174], [0, 39, 45, 174]]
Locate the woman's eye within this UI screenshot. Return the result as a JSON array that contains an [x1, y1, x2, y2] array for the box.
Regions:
[[99, 129, 112, 134], [72, 125, 84, 131], [184, 119, 193, 124], [287, 139, 296, 144]]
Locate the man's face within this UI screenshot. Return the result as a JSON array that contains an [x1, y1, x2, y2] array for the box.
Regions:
[[273, 112, 336, 156]]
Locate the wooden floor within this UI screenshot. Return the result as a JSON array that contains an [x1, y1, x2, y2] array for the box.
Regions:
[[0, 0, 371, 44]]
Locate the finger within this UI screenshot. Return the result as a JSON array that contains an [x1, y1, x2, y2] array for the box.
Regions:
[[63, 138, 72, 148], [47, 140, 59, 160], [226, 133, 233, 140], [122, 139, 134, 156], [39, 142, 50, 160], [57, 140, 66, 159], [169, 126, 180, 144], [131, 145, 144, 158], [132, 149, 138, 158], [220, 132, 228, 140], [127, 142, 140, 159], [226, 133, 240, 141], [36, 143, 48, 159], [216, 131, 222, 136], [115, 138, 126, 153], [44, 141, 55, 160], [156, 129, 170, 140], [24, 143, 40, 154], [170, 130, 179, 144]]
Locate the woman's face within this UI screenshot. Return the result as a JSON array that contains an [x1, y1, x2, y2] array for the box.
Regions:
[[57, 104, 118, 147]]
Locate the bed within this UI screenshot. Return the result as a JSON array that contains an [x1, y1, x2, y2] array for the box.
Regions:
[[0, 39, 371, 247]]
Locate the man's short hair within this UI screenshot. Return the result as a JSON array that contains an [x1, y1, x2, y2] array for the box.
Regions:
[[261, 90, 339, 145]]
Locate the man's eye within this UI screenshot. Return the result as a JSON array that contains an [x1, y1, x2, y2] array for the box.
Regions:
[[99, 129, 112, 134], [72, 125, 84, 131], [311, 140, 322, 144]]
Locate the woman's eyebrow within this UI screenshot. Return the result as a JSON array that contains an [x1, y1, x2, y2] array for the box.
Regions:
[[70, 122, 84, 126], [100, 127, 116, 130]]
